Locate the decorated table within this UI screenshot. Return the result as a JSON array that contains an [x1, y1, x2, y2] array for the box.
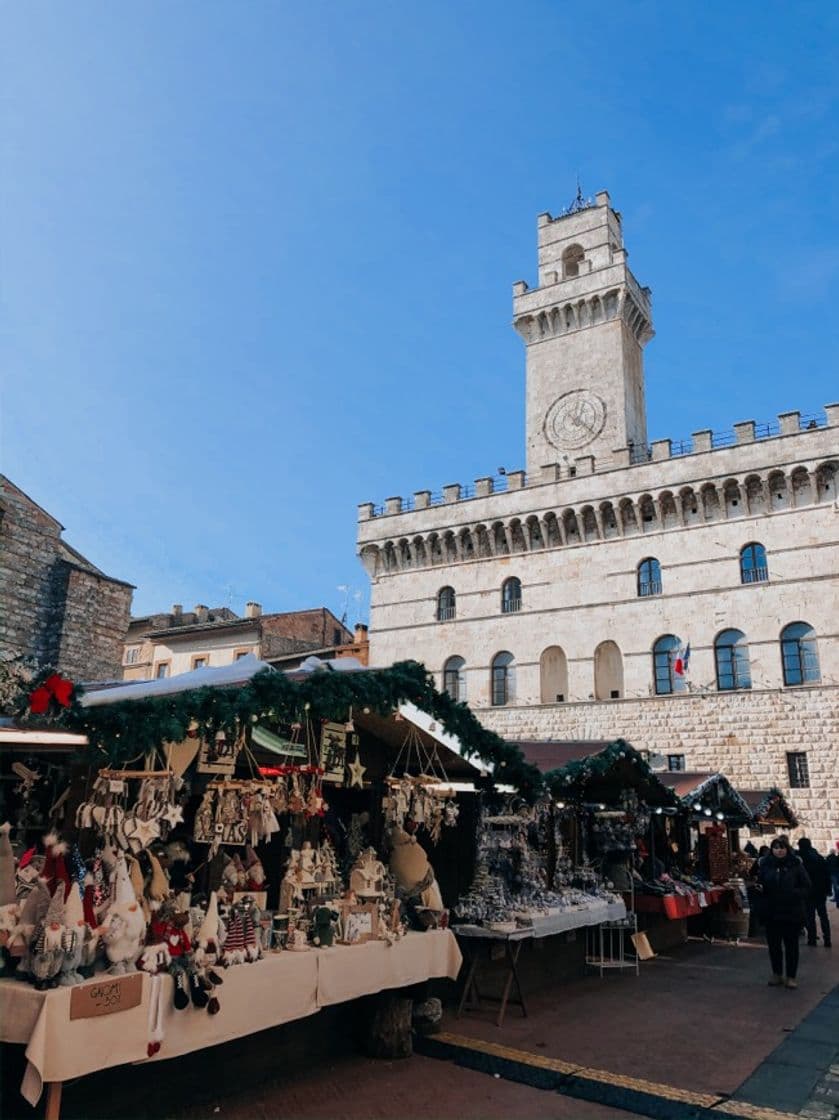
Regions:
[[453, 898, 627, 1026], [0, 929, 462, 1116]]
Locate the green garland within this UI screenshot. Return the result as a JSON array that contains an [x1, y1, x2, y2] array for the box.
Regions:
[[34, 661, 673, 806]]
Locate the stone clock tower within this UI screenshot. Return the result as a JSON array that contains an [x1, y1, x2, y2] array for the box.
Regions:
[[513, 190, 654, 476]]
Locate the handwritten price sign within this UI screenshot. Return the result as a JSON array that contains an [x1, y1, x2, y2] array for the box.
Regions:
[[69, 973, 143, 1020]]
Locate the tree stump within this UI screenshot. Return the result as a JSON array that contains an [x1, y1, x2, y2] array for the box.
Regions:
[[361, 992, 413, 1059]]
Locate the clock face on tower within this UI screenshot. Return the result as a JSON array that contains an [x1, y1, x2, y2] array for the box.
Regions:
[[544, 390, 607, 451]]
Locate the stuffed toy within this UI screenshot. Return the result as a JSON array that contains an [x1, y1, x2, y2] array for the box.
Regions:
[[389, 827, 444, 925], [29, 887, 66, 989], [311, 905, 339, 948], [58, 885, 90, 985], [0, 823, 20, 970], [100, 856, 146, 974]]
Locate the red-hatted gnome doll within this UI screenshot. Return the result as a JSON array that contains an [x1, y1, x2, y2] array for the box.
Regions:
[[244, 847, 267, 894], [42, 833, 72, 901], [146, 898, 194, 1010]]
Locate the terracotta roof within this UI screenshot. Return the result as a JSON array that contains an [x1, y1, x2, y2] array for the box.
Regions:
[[514, 740, 615, 772]]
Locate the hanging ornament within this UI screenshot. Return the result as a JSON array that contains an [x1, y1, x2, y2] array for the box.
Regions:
[[348, 752, 366, 789]]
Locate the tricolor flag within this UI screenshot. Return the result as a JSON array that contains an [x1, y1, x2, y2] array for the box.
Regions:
[[674, 641, 691, 677]]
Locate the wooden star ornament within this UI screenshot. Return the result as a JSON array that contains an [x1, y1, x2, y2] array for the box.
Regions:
[[348, 752, 366, 789]]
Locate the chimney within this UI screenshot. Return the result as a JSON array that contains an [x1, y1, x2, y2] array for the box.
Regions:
[[354, 623, 369, 643], [245, 601, 262, 619], [172, 604, 183, 620], [194, 604, 209, 623]]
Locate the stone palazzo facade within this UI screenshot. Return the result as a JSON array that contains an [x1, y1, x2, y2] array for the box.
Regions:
[[356, 192, 839, 847]]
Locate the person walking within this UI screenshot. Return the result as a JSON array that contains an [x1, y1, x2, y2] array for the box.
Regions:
[[754, 836, 811, 988], [827, 842, 839, 910], [798, 838, 832, 947]]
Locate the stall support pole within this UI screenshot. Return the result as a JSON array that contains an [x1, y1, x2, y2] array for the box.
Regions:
[[45, 1081, 63, 1120]]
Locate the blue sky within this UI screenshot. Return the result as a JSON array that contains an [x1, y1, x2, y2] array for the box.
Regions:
[[3, 1, 838, 622]]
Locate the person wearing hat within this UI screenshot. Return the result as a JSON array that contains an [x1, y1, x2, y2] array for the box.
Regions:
[[754, 836, 811, 988]]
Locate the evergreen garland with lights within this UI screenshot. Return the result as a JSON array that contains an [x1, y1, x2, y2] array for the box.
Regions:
[[14, 659, 677, 807]]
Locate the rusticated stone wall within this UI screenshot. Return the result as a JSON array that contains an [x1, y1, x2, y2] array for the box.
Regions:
[[477, 684, 839, 850]]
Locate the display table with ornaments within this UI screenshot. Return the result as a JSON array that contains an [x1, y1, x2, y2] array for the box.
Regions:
[[0, 929, 462, 1116], [453, 899, 627, 1027]]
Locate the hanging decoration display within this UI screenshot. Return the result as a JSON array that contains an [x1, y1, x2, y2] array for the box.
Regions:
[[381, 723, 459, 843], [75, 769, 181, 854]]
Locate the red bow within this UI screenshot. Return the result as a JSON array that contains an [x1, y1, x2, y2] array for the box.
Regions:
[[29, 673, 74, 715]]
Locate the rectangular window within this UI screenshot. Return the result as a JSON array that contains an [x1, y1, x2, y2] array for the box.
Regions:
[[155, 662, 170, 679], [667, 754, 686, 772], [333, 628, 342, 644], [123, 647, 141, 665], [786, 752, 809, 789], [235, 650, 250, 661], [491, 668, 508, 706], [192, 656, 208, 670]]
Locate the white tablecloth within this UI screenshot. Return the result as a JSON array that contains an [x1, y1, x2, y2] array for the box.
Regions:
[[454, 898, 626, 941], [0, 929, 462, 1107]]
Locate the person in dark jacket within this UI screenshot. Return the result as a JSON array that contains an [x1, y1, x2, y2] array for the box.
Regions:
[[797, 837, 832, 947], [827, 842, 839, 909], [755, 836, 811, 988]]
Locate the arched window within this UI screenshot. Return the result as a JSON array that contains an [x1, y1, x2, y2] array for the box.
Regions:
[[715, 629, 752, 691], [501, 577, 522, 614], [653, 635, 687, 695], [436, 586, 456, 621], [491, 651, 515, 706], [740, 543, 768, 584], [443, 656, 466, 702], [540, 646, 568, 703], [781, 622, 821, 686], [637, 558, 662, 597], [562, 244, 585, 279], [594, 640, 624, 699]]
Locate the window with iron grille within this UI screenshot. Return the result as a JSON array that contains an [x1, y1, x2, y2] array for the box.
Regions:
[[501, 577, 522, 614], [637, 557, 662, 597], [436, 586, 456, 622], [740, 542, 769, 584], [667, 754, 685, 772], [786, 752, 809, 789]]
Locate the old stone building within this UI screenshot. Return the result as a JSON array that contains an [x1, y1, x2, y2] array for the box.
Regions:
[[0, 476, 134, 682], [356, 191, 839, 846], [123, 603, 365, 680]]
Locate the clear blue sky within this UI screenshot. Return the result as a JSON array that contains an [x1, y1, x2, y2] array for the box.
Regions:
[[3, 2, 838, 622]]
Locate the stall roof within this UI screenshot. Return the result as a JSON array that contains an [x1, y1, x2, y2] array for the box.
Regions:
[[659, 771, 753, 822], [740, 787, 799, 829], [79, 653, 275, 707], [515, 739, 677, 807], [352, 702, 482, 780]]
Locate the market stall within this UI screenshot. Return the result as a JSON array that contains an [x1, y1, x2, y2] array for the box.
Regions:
[[0, 659, 486, 1115], [658, 771, 754, 939], [740, 787, 799, 837]]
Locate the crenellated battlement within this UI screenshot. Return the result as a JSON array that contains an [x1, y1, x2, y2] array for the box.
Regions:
[[358, 404, 838, 523]]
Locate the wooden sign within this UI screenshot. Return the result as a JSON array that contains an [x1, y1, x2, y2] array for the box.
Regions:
[[69, 973, 143, 1020], [319, 722, 347, 785]]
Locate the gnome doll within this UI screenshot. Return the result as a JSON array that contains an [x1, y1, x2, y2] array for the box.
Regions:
[[100, 855, 146, 974], [29, 887, 67, 989], [244, 847, 267, 894], [10, 878, 50, 971], [192, 891, 225, 1014], [58, 886, 87, 985], [0, 823, 20, 967], [42, 833, 72, 901]]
